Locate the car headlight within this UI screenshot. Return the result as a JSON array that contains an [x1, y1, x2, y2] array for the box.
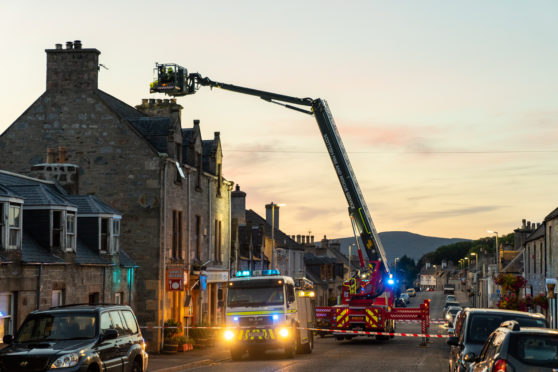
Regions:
[[278, 327, 290, 338], [446, 314, 452, 320], [224, 329, 235, 341], [50, 353, 79, 369]]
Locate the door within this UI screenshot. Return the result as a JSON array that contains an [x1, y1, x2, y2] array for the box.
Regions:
[[95, 311, 122, 372]]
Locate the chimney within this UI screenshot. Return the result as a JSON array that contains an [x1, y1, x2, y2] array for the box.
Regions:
[[231, 185, 246, 225], [527, 221, 531, 230], [46, 40, 100, 91], [31, 147, 79, 194], [522, 219, 526, 229], [296, 235, 301, 243], [265, 203, 280, 230], [301, 236, 306, 244], [311, 235, 314, 244]]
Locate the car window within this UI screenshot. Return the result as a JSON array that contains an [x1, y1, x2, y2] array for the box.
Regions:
[[100, 312, 112, 332], [478, 333, 496, 360], [16, 313, 96, 342], [109, 311, 127, 336], [509, 333, 558, 367], [467, 314, 547, 344], [121, 310, 139, 334]]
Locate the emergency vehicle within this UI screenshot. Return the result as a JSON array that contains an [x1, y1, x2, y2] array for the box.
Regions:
[[223, 270, 314, 360]]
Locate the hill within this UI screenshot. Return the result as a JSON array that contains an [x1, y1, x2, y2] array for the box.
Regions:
[[327, 231, 469, 264]]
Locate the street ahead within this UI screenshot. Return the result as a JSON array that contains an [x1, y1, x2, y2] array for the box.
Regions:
[[177, 290, 463, 372]]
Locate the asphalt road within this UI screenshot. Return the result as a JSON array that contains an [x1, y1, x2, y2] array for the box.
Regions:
[[179, 290, 462, 372]]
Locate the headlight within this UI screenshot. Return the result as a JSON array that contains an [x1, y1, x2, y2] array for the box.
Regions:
[[278, 327, 290, 338], [446, 314, 452, 320], [50, 353, 79, 369], [224, 329, 235, 341]]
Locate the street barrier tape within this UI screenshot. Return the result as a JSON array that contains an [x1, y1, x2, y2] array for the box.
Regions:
[[395, 319, 446, 324], [139, 325, 449, 338]]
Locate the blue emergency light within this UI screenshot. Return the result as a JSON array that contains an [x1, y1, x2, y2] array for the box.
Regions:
[[235, 270, 251, 277], [387, 273, 395, 285], [235, 269, 280, 277]]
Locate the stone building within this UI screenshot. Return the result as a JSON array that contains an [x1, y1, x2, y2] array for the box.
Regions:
[[0, 41, 233, 351], [0, 169, 134, 342]]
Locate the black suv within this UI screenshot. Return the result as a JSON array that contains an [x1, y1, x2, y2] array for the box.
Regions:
[[468, 320, 558, 371], [448, 308, 547, 372], [0, 304, 148, 372]]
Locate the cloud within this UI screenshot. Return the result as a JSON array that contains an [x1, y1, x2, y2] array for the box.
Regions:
[[406, 205, 503, 224]]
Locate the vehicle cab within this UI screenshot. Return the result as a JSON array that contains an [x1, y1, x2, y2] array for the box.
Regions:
[[223, 270, 313, 360]]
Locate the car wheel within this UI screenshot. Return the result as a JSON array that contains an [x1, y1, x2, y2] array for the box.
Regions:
[[283, 343, 295, 358], [130, 358, 142, 372], [231, 347, 244, 361]]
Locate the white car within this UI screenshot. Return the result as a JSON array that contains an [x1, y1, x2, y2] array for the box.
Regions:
[[445, 306, 462, 327], [399, 292, 410, 304]]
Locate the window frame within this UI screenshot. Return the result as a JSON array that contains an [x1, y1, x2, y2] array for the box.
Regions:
[[66, 212, 76, 252], [7, 203, 22, 250], [0, 292, 14, 339]]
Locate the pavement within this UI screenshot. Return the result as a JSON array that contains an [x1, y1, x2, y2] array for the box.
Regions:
[[147, 344, 230, 372]]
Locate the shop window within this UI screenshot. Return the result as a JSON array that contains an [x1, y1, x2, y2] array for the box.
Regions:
[[0, 292, 14, 339]]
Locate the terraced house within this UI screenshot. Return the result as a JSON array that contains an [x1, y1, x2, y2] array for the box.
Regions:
[[0, 41, 233, 351]]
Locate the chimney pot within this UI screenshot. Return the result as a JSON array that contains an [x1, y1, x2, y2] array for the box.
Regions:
[[58, 146, 67, 163], [46, 148, 57, 164], [171, 98, 177, 104], [65, 41, 73, 49], [163, 99, 169, 104], [194, 119, 200, 125], [156, 99, 162, 104], [55, 43, 62, 50], [148, 98, 155, 105], [73, 40, 82, 49], [142, 98, 148, 107]]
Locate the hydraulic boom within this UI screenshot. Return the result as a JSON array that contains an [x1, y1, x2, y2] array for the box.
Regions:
[[150, 64, 391, 297]]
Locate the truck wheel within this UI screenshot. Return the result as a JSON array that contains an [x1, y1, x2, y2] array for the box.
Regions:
[[283, 343, 295, 358], [231, 347, 244, 361]]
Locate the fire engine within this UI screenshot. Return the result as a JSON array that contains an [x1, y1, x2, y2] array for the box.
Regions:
[[223, 270, 315, 359], [149, 64, 431, 343]]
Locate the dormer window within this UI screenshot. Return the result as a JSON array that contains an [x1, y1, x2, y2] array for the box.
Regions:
[[8, 204, 22, 250], [99, 216, 120, 254], [66, 212, 76, 252]]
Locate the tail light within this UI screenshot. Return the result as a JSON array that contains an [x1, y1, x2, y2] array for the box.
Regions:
[[493, 359, 511, 372]]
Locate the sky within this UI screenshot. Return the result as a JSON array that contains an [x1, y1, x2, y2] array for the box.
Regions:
[[1, 1, 557, 241]]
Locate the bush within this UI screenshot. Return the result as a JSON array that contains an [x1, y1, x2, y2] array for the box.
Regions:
[[172, 335, 193, 345], [164, 319, 182, 341]]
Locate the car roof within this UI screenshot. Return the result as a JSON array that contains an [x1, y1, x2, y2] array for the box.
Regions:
[[448, 306, 462, 310], [29, 304, 132, 315], [463, 308, 546, 319]]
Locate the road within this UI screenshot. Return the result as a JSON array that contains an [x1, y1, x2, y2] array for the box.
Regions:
[[178, 290, 463, 372]]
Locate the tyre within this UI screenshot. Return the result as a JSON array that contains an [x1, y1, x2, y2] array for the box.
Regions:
[[283, 343, 295, 358], [231, 347, 244, 361], [130, 359, 142, 372]]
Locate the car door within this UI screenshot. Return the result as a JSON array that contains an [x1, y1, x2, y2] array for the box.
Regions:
[[95, 311, 122, 372], [109, 310, 129, 368]]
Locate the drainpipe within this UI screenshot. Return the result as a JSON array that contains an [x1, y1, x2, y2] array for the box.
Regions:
[[161, 157, 169, 350], [102, 266, 106, 303], [36, 265, 43, 310]]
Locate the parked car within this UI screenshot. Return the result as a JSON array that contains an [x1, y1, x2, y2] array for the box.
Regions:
[[399, 292, 410, 304], [406, 288, 416, 297], [395, 297, 407, 307], [0, 304, 148, 372], [443, 300, 461, 312], [444, 306, 462, 328], [448, 308, 547, 372], [468, 320, 558, 372], [446, 294, 457, 302]]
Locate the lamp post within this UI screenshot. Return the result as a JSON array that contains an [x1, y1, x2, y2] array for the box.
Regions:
[[471, 252, 478, 271], [488, 230, 499, 274], [465, 257, 469, 269], [270, 203, 286, 270]]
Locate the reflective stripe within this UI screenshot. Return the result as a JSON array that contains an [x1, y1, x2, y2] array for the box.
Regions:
[[226, 310, 284, 316]]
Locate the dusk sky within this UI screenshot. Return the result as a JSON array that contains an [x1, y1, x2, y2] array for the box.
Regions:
[[2, 1, 557, 241]]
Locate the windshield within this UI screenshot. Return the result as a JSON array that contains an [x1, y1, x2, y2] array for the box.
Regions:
[[17, 313, 97, 342], [467, 314, 547, 344], [227, 280, 285, 307], [509, 333, 558, 367]]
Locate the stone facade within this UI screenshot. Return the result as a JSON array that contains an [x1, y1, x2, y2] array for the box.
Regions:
[[0, 41, 232, 351]]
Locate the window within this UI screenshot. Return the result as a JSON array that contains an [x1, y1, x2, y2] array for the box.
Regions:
[[100, 312, 112, 332], [0, 292, 14, 340], [196, 153, 202, 189], [533, 245, 537, 274], [217, 163, 222, 197], [109, 311, 126, 335], [114, 292, 122, 305], [0, 203, 4, 249], [195, 215, 201, 260], [214, 219, 222, 263], [172, 211, 183, 259], [52, 211, 62, 249], [121, 310, 139, 334], [8, 205, 21, 249], [89, 292, 100, 305], [100, 218, 110, 253], [52, 289, 64, 307], [112, 219, 120, 254], [66, 213, 76, 252]]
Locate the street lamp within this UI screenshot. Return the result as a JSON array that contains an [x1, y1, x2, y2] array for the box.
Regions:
[[459, 259, 464, 269], [488, 230, 499, 274], [270, 202, 286, 270], [394, 257, 399, 270], [471, 252, 478, 271], [465, 257, 469, 268]]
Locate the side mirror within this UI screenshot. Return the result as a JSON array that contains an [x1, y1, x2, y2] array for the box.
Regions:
[[463, 352, 477, 363], [447, 328, 455, 335], [447, 336, 459, 346], [2, 335, 13, 344], [101, 329, 119, 341]]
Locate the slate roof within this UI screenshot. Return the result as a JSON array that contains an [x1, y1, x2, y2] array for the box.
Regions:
[[304, 252, 338, 265], [96, 90, 145, 120], [545, 207, 558, 222], [0, 254, 12, 264], [127, 117, 171, 153], [202, 140, 215, 174], [75, 239, 111, 266], [245, 209, 303, 251], [65, 195, 120, 215], [0, 185, 20, 199], [21, 231, 64, 264], [525, 223, 545, 243], [119, 249, 138, 268], [502, 248, 524, 274], [7, 184, 75, 207]]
